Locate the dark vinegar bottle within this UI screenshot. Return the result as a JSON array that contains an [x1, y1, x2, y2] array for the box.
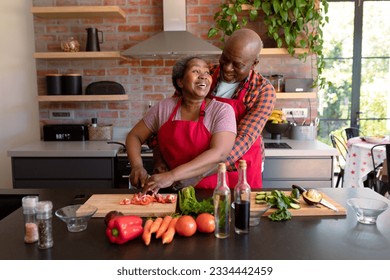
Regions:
[[234, 160, 250, 234]]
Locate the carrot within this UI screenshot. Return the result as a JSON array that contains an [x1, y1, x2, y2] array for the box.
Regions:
[[155, 215, 173, 239], [150, 217, 163, 234], [142, 219, 153, 246], [162, 217, 179, 245]]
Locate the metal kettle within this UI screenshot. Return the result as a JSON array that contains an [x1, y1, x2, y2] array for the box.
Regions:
[[85, 28, 103, 51]]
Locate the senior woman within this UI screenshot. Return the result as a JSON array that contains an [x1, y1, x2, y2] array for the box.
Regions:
[[126, 56, 237, 192]]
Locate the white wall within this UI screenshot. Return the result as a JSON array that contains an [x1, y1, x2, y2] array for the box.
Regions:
[[0, 1, 40, 189]]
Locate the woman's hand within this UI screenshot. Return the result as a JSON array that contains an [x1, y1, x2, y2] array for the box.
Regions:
[[142, 171, 176, 193], [129, 166, 149, 189]]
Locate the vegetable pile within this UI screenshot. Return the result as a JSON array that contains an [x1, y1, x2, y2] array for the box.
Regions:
[[255, 190, 301, 222], [178, 186, 213, 215]]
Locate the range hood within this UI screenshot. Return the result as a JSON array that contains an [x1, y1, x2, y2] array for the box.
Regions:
[[121, 0, 222, 59]]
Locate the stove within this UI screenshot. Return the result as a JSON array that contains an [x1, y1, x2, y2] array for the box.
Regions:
[[264, 142, 292, 149]]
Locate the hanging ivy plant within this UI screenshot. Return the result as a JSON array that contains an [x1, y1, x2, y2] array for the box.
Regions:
[[208, 0, 330, 89]]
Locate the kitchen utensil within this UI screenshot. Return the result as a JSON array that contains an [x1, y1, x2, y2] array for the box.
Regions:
[[86, 27, 103, 51], [347, 198, 389, 224], [55, 204, 97, 232], [83, 194, 177, 218], [249, 202, 271, 226], [292, 185, 339, 212]]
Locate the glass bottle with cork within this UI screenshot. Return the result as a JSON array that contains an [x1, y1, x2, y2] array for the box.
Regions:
[[213, 163, 231, 238], [234, 160, 251, 234]]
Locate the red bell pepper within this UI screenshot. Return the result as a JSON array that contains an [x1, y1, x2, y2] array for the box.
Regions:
[[106, 215, 143, 244]]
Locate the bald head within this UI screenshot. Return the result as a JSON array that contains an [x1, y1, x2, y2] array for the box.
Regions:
[[218, 29, 263, 83], [225, 29, 263, 59]]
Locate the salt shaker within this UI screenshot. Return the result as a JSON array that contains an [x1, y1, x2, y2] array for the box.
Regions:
[[36, 201, 54, 249], [22, 196, 39, 243]]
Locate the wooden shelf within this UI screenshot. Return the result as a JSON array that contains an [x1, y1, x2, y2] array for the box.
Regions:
[[34, 51, 123, 59], [276, 92, 316, 99], [260, 48, 309, 56], [38, 95, 129, 102], [31, 6, 126, 19]]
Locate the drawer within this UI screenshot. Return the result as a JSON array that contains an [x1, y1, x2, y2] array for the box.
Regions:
[[263, 157, 333, 180], [12, 157, 114, 179]]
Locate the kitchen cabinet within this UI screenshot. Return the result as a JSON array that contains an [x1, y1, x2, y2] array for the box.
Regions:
[[11, 157, 116, 189], [32, 5, 127, 102], [263, 156, 334, 188]]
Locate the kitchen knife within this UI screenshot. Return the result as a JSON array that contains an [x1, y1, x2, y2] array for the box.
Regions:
[[292, 185, 339, 212]]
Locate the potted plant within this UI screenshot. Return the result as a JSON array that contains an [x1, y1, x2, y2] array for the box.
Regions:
[[208, 0, 329, 89]]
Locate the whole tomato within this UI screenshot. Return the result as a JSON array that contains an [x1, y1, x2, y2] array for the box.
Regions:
[[175, 215, 197, 237], [195, 213, 215, 233]]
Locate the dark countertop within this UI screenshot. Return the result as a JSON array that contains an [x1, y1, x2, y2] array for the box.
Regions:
[[0, 187, 389, 260]]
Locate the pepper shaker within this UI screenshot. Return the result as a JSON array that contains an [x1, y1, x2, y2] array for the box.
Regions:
[[22, 196, 39, 243], [36, 201, 54, 249]]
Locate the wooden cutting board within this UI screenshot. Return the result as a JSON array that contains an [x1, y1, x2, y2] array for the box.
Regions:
[[250, 192, 347, 216], [84, 194, 177, 218]]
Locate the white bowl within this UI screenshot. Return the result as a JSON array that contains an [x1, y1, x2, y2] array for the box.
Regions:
[[55, 204, 97, 232], [347, 198, 389, 225]]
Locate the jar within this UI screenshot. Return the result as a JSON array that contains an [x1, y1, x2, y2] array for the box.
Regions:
[[36, 201, 54, 249], [46, 74, 63, 95], [22, 196, 39, 243], [270, 74, 285, 92], [61, 37, 80, 52], [62, 74, 82, 95]]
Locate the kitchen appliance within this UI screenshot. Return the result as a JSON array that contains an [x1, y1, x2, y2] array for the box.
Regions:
[[285, 78, 313, 92], [86, 27, 103, 51], [85, 81, 125, 95], [121, 0, 221, 58], [264, 143, 292, 149], [43, 124, 88, 141]]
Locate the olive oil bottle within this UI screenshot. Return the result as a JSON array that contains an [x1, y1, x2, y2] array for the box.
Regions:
[[213, 163, 231, 238]]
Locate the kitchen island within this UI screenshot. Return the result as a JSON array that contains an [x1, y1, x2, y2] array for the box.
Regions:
[[0, 187, 389, 260], [7, 138, 337, 189]]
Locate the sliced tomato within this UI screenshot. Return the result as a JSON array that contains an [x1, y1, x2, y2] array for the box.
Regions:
[[119, 198, 131, 205]]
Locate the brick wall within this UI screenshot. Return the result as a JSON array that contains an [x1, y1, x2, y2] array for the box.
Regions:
[[33, 0, 316, 137]]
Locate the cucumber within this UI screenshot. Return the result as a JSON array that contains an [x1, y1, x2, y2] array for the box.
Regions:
[[289, 202, 301, 209]]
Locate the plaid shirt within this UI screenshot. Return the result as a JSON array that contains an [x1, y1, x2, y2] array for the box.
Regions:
[[208, 65, 276, 171]]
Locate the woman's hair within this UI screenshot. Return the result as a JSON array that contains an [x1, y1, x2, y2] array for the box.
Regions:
[[172, 55, 205, 94]]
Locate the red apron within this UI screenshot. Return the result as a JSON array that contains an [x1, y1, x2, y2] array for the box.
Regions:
[[157, 98, 219, 189], [208, 69, 263, 188]]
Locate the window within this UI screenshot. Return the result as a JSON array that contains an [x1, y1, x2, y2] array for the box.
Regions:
[[318, 0, 390, 143]]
